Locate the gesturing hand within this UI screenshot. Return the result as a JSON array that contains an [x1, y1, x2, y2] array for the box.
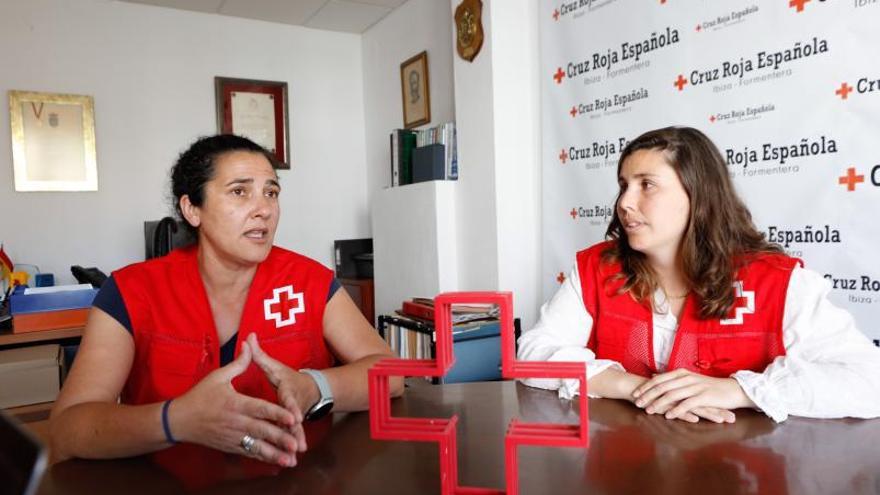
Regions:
[[246, 333, 317, 452], [631, 368, 755, 423], [171, 342, 303, 467]]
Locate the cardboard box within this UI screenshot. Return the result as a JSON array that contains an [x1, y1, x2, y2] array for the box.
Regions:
[[0, 345, 62, 409]]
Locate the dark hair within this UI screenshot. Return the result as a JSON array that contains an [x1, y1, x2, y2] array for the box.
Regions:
[[170, 134, 279, 237], [601, 126, 782, 319]]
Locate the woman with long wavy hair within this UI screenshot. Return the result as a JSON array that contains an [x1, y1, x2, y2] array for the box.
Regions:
[[518, 126, 880, 423]]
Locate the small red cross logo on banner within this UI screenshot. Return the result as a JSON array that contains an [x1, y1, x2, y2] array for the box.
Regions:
[[709, 115, 716, 123], [368, 292, 588, 495], [263, 285, 305, 328], [674, 74, 687, 91], [835, 82, 853, 100], [789, 0, 810, 12], [569, 106, 577, 118], [553, 8, 559, 21], [720, 281, 755, 325], [695, 24, 701, 32], [570, 208, 578, 220], [553, 67, 565, 84], [838, 167, 864, 191], [556, 272, 566, 284], [558, 149, 568, 164]]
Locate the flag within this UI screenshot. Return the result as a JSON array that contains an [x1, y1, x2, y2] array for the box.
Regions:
[[0, 244, 13, 280]]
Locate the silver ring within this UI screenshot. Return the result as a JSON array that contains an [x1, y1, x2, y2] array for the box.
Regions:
[[240, 434, 256, 453]]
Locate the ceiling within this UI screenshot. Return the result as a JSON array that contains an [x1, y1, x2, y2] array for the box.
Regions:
[[118, 0, 408, 33]]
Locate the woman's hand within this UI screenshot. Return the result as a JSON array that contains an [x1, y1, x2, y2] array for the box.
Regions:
[[170, 342, 303, 467], [632, 368, 755, 422], [246, 334, 315, 447]]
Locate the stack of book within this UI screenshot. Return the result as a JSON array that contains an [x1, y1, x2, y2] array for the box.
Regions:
[[381, 297, 499, 360], [399, 297, 498, 325], [378, 312, 502, 384], [9, 284, 98, 333], [389, 122, 457, 187]]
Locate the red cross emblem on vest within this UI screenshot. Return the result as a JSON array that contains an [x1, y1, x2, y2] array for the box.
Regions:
[[368, 292, 588, 494], [263, 285, 305, 328], [720, 281, 755, 326]]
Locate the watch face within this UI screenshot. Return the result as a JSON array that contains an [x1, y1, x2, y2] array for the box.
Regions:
[[306, 399, 333, 421]]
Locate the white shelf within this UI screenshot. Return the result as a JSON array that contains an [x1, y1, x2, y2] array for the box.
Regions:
[[371, 181, 458, 320]]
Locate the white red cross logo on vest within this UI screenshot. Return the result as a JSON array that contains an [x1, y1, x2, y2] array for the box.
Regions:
[[264, 285, 305, 328], [720, 281, 755, 326]]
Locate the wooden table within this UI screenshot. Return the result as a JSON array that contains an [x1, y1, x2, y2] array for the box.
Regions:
[[35, 381, 880, 494], [0, 326, 83, 348]]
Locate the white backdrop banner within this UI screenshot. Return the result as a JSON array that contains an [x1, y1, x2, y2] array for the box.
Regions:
[[540, 0, 880, 343]]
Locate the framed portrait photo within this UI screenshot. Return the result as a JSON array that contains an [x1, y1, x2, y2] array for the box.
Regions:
[[8, 90, 98, 192], [400, 51, 431, 129], [215, 77, 290, 169]]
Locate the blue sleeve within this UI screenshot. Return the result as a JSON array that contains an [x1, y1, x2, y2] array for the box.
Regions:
[[328, 278, 341, 301], [92, 275, 133, 333]]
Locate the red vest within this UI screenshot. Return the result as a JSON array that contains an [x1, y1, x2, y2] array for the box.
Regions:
[[577, 241, 799, 378], [115, 245, 334, 405]]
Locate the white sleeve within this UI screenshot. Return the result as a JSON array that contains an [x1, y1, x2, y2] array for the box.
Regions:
[[516, 264, 624, 399], [733, 266, 880, 422]]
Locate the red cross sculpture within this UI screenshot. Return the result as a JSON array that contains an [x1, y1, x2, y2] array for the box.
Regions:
[[368, 292, 588, 495]]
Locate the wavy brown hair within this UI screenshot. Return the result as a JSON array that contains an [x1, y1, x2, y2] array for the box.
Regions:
[[601, 126, 782, 319]]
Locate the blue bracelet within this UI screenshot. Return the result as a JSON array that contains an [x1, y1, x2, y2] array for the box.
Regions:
[[161, 399, 178, 444]]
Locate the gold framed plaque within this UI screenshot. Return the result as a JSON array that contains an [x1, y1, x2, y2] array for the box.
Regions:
[[8, 90, 98, 192], [454, 0, 484, 62]]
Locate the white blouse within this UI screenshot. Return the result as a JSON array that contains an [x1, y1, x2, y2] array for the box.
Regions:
[[517, 264, 880, 422]]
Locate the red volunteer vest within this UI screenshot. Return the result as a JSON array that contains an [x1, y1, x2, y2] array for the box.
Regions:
[[115, 245, 334, 405], [577, 241, 799, 378]]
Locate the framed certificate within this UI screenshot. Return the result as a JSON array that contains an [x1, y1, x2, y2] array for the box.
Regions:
[[8, 90, 98, 192], [214, 77, 290, 169]]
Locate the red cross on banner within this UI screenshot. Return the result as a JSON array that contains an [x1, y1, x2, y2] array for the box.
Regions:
[[838, 167, 864, 191], [789, 0, 810, 13], [674, 74, 687, 91]]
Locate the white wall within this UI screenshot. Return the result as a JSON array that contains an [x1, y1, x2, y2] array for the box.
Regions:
[[487, 0, 541, 329], [450, 0, 542, 328], [361, 0, 455, 208], [0, 0, 369, 284]]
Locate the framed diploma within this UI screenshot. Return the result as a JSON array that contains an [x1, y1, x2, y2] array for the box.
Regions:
[[8, 90, 98, 192], [214, 77, 290, 169], [400, 51, 431, 129]]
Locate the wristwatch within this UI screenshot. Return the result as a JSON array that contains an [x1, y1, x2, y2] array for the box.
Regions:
[[300, 369, 334, 420]]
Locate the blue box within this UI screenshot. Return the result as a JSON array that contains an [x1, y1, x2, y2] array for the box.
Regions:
[[441, 322, 501, 384], [9, 285, 98, 316], [411, 143, 446, 184]]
